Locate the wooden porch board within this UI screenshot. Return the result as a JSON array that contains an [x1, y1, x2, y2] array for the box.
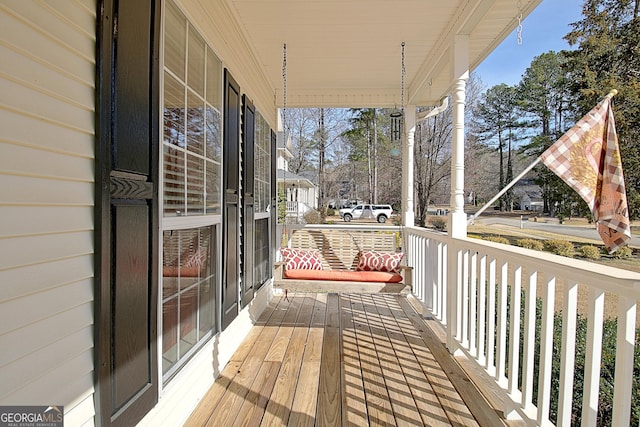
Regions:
[[184, 293, 505, 427]]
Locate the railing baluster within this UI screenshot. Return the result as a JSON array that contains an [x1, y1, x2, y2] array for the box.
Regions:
[[486, 257, 496, 375], [441, 241, 447, 326], [508, 265, 523, 398], [448, 244, 463, 350], [611, 296, 636, 426], [477, 253, 487, 365], [462, 250, 470, 348], [522, 270, 537, 411], [469, 251, 478, 357], [558, 281, 578, 427], [537, 276, 555, 425], [417, 235, 425, 305], [581, 287, 605, 427], [429, 238, 436, 316], [496, 258, 508, 387]]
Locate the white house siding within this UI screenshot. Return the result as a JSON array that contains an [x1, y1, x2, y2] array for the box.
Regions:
[[0, 1, 97, 426]]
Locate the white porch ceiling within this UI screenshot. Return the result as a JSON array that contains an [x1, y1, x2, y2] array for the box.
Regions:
[[224, 0, 542, 108]]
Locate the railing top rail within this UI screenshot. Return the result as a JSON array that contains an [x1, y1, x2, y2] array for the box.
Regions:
[[404, 226, 640, 299], [286, 223, 405, 233]]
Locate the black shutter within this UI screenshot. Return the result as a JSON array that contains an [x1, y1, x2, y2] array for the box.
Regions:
[[96, 0, 160, 426], [222, 70, 241, 329], [241, 96, 255, 306]]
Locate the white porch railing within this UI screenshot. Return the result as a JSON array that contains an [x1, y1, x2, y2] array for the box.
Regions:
[[284, 201, 315, 224], [285, 200, 298, 213], [405, 225, 640, 426]]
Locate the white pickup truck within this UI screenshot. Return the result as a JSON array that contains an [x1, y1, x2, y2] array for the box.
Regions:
[[339, 204, 394, 223]]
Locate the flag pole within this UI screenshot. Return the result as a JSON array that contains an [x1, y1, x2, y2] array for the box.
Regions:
[[467, 157, 541, 224], [467, 89, 619, 225]]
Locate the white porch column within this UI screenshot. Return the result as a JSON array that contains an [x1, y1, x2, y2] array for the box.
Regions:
[[402, 106, 416, 227], [446, 35, 469, 354], [449, 35, 468, 238]]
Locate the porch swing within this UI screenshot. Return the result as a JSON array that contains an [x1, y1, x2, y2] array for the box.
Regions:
[[275, 42, 412, 294]]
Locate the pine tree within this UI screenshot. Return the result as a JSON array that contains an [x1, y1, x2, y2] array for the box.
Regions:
[[564, 0, 640, 219]]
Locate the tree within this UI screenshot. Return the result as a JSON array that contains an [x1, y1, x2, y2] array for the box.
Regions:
[[473, 84, 524, 211], [414, 103, 452, 226], [517, 51, 578, 215], [563, 0, 640, 219], [518, 51, 574, 136], [285, 108, 350, 214], [343, 108, 378, 203]]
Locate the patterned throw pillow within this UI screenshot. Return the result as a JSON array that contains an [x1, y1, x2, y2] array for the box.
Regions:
[[356, 250, 404, 273], [280, 248, 324, 270]]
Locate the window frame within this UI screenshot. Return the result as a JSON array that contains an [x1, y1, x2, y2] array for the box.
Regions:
[[159, 0, 224, 385]]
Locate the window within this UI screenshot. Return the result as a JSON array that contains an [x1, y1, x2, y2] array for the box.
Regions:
[[253, 112, 271, 288], [162, 227, 216, 377], [254, 112, 271, 214], [161, 0, 222, 382], [163, 0, 221, 217]]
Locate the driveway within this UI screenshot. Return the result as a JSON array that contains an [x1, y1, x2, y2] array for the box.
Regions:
[[474, 215, 640, 248]]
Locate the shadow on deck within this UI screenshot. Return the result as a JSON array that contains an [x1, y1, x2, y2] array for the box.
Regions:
[[185, 293, 505, 426]]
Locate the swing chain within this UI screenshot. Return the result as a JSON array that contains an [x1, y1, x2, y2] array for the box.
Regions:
[[516, 0, 523, 45], [401, 42, 406, 113], [282, 43, 287, 127]]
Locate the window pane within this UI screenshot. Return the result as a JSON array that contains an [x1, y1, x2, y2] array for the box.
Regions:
[[179, 284, 197, 358], [163, 145, 185, 215], [205, 106, 221, 162], [164, 1, 185, 80], [205, 161, 220, 214], [206, 48, 222, 107], [199, 278, 215, 335], [186, 91, 204, 155], [187, 27, 205, 96], [162, 296, 178, 374], [164, 73, 185, 148], [254, 218, 269, 288], [186, 153, 204, 214]]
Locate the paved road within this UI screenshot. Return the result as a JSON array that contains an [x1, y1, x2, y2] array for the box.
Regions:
[[475, 216, 640, 247]]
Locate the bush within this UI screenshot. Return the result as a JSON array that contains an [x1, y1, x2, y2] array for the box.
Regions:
[[579, 245, 601, 259], [516, 238, 544, 251], [326, 207, 335, 216], [610, 246, 633, 259], [544, 239, 575, 257], [429, 216, 447, 231], [303, 210, 323, 224], [483, 236, 510, 245], [505, 289, 640, 425]]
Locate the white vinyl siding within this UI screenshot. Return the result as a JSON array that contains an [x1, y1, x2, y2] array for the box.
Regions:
[[0, 1, 97, 426]]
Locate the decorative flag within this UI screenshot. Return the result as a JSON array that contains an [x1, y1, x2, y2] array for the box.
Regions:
[[541, 91, 630, 253]]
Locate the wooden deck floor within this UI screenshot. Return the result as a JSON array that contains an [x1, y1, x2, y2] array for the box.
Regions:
[[185, 293, 504, 427]]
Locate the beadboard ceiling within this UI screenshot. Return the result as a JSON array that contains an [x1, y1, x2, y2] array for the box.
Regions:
[[222, 0, 542, 107]]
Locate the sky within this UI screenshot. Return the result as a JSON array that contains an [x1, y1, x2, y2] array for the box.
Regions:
[[474, 0, 584, 89]]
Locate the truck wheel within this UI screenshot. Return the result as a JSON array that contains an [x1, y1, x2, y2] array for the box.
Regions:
[[344, 214, 352, 222], [377, 215, 387, 223]]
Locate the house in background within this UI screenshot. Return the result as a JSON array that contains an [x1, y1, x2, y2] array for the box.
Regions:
[[276, 131, 318, 222], [4, 1, 634, 427], [513, 178, 544, 212]]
